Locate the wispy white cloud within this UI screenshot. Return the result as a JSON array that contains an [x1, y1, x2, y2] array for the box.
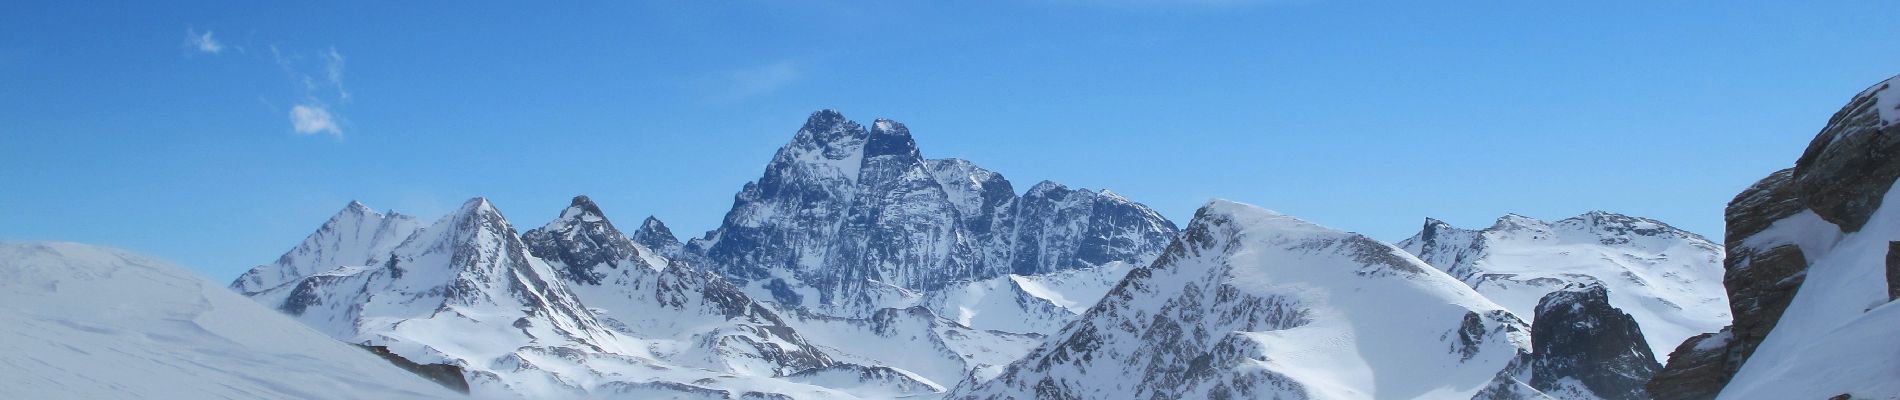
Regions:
[[290, 102, 341, 136], [185, 27, 223, 54], [184, 29, 355, 138], [715, 60, 803, 102], [324, 47, 349, 101], [266, 44, 352, 137]]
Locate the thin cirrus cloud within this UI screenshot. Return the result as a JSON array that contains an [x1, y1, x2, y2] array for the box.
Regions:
[[185, 28, 356, 139], [184, 27, 223, 54], [268, 43, 352, 137], [708, 59, 803, 102]]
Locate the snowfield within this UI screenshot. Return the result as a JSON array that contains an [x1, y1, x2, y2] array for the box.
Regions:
[[0, 241, 458, 399]]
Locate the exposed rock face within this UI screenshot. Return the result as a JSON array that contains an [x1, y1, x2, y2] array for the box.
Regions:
[[1529, 284, 1660, 400], [1793, 78, 1900, 233], [358, 344, 471, 394], [521, 195, 638, 286], [1717, 170, 1810, 366], [1008, 181, 1176, 276], [692, 110, 1177, 315], [631, 216, 689, 260], [1646, 329, 1733, 400], [1650, 74, 1900, 399]]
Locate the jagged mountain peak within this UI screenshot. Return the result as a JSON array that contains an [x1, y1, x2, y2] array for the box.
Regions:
[[344, 199, 374, 214], [229, 200, 422, 294], [639, 216, 670, 234], [427, 197, 512, 241], [560, 195, 606, 221], [523, 195, 654, 285], [786, 109, 868, 160], [1418, 216, 1463, 236], [864, 118, 920, 159], [633, 216, 680, 246], [805, 108, 849, 128], [703, 111, 1179, 315]]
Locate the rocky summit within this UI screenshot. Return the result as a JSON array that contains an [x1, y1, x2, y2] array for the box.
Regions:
[[689, 110, 1178, 316], [1529, 283, 1660, 400]]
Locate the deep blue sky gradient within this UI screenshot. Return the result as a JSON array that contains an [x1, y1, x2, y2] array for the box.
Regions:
[[4, 1, 1897, 280]]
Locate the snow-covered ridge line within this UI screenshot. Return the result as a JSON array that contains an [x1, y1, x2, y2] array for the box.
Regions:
[[953, 199, 1539, 399]]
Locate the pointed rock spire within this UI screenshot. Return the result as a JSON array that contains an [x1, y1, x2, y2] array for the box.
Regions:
[[631, 216, 687, 260], [523, 195, 645, 284], [1530, 283, 1661, 400], [864, 119, 920, 159], [562, 195, 605, 221]]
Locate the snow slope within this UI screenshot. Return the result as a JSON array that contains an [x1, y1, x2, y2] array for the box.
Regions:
[[1717, 183, 1900, 399], [918, 261, 1134, 335], [1398, 212, 1729, 361], [0, 241, 457, 399], [778, 306, 1045, 390], [952, 200, 1541, 400]]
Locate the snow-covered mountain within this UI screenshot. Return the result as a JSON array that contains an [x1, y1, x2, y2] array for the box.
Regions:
[[237, 197, 973, 399], [519, 195, 833, 377], [631, 215, 691, 261], [0, 241, 459, 399], [950, 200, 1542, 399], [1650, 74, 1900, 400], [690, 110, 1178, 317], [1397, 211, 1729, 361], [246, 198, 630, 397], [231, 201, 420, 295]]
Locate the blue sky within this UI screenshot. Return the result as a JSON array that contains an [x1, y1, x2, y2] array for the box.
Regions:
[[3, 1, 1896, 280]]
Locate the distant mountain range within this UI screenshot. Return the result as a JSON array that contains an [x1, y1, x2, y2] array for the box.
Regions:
[[7, 74, 1898, 399]]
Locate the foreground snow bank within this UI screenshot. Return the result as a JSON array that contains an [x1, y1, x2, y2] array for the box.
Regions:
[[0, 241, 458, 399]]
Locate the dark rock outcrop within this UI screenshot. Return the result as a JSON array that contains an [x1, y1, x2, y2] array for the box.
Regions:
[[1529, 283, 1659, 400], [1649, 75, 1900, 398], [357, 344, 471, 394], [1792, 78, 1900, 233], [1646, 329, 1733, 400]]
